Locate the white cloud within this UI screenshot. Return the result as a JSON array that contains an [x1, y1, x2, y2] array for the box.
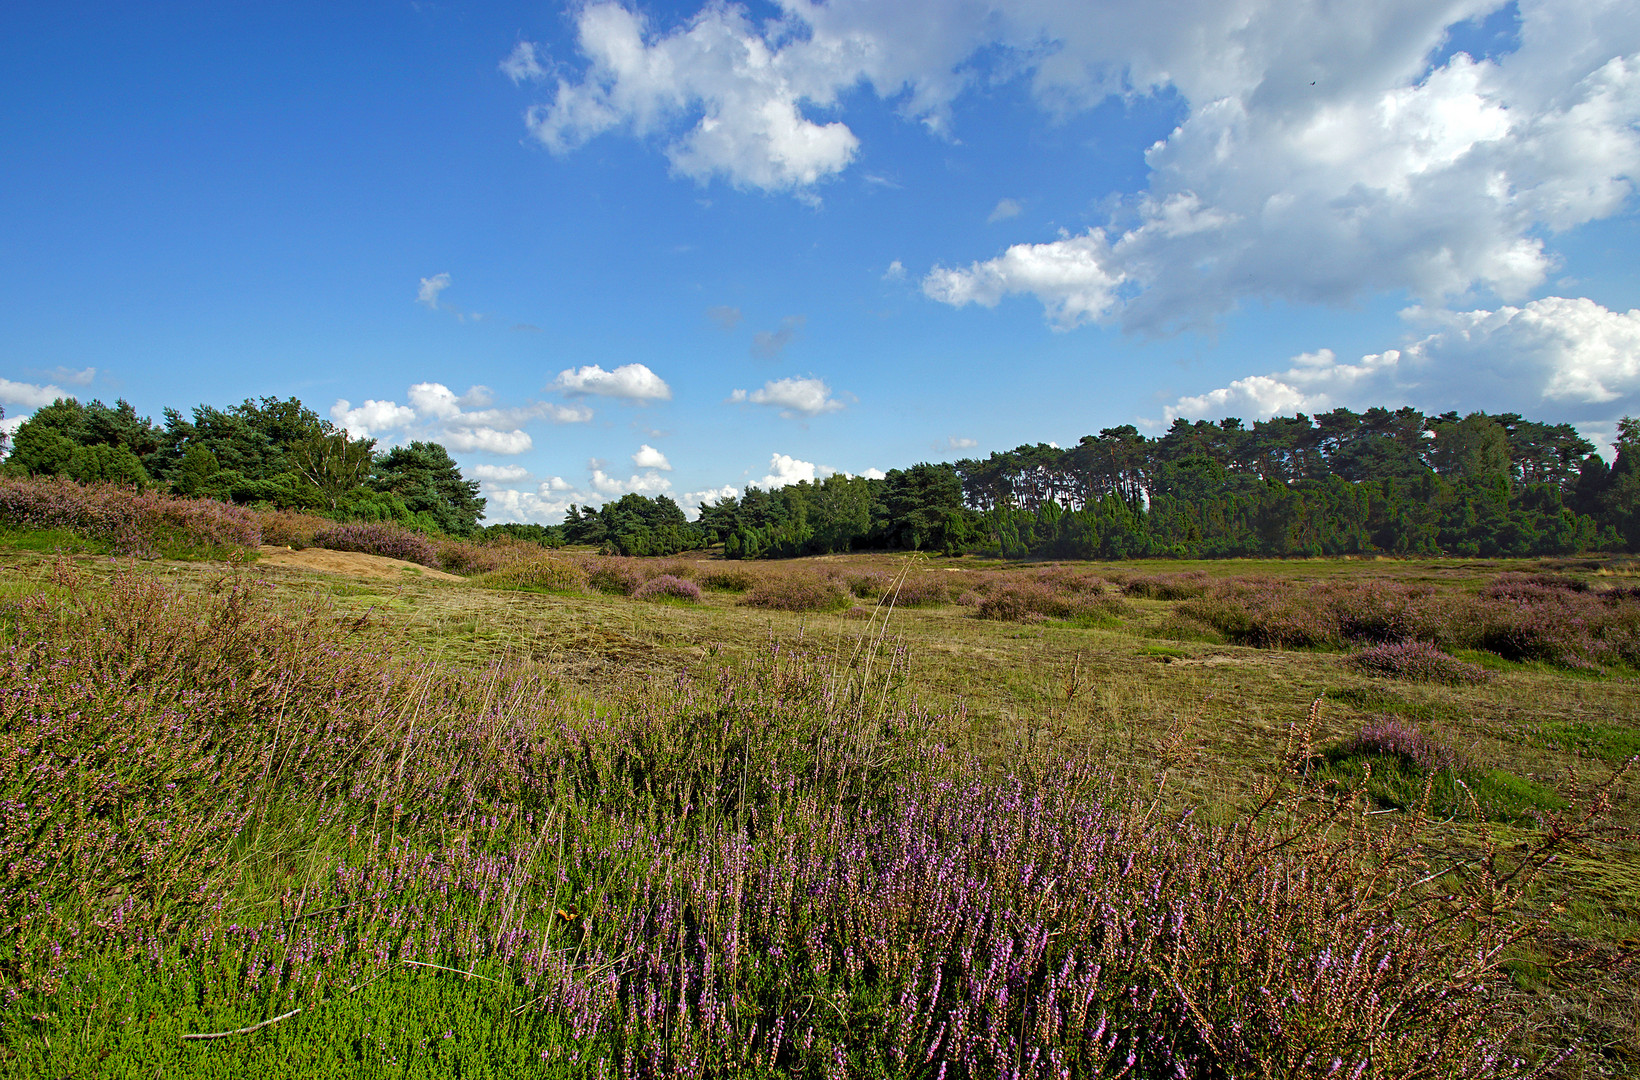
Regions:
[[442, 427, 533, 455], [1160, 296, 1640, 427], [728, 375, 845, 417], [0, 378, 69, 411], [553, 362, 672, 401], [416, 272, 452, 310], [987, 197, 1022, 223], [680, 484, 740, 517], [521, 2, 861, 192], [516, 2, 1640, 329], [500, 41, 547, 84], [757, 452, 837, 489], [472, 463, 532, 482], [330, 398, 419, 440], [751, 315, 805, 359], [332, 382, 589, 450], [946, 436, 979, 450], [0, 413, 24, 439], [924, 229, 1125, 330], [589, 465, 674, 497], [883, 260, 906, 281], [482, 486, 580, 525], [632, 443, 672, 470], [860, 467, 888, 480]]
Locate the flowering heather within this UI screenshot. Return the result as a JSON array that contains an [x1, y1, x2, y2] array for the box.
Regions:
[[1119, 571, 1211, 600], [584, 557, 646, 596], [0, 568, 1617, 1077], [254, 508, 331, 548], [739, 572, 852, 612], [699, 566, 757, 592], [633, 574, 702, 602], [1342, 716, 1465, 773], [311, 521, 441, 567], [974, 579, 1126, 623], [0, 474, 261, 555], [1349, 640, 1494, 685]]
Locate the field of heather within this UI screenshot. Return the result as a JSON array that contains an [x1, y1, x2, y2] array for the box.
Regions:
[[1, 483, 1637, 1078]]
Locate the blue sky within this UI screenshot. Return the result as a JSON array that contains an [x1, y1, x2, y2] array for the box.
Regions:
[[4, 0, 1640, 522]]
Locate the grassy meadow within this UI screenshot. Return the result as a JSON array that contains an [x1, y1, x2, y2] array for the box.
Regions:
[[1, 485, 1637, 1077]]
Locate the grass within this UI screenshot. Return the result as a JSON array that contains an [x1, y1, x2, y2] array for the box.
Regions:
[[0, 542, 1637, 1076]]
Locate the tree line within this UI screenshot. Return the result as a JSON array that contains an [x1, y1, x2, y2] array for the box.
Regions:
[[0, 396, 488, 536], [691, 407, 1640, 559], [7, 397, 1640, 558]]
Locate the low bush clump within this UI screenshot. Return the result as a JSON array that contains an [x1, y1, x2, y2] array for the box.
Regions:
[[845, 571, 891, 599], [974, 579, 1125, 624], [0, 475, 262, 556], [1119, 571, 1211, 600], [311, 521, 440, 567], [740, 573, 852, 612], [469, 555, 588, 593], [254, 508, 330, 549], [700, 566, 757, 592], [1348, 640, 1494, 685], [633, 574, 702, 602], [1341, 715, 1465, 772], [584, 557, 646, 596]]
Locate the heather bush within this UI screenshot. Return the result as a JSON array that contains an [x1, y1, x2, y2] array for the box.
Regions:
[[0, 570, 1620, 1077], [653, 561, 700, 581], [432, 537, 514, 574], [1119, 571, 1211, 600], [311, 520, 440, 567], [1341, 715, 1465, 772], [633, 574, 702, 602], [584, 557, 646, 596], [0, 475, 261, 556], [973, 579, 1125, 624], [253, 507, 330, 549], [886, 574, 951, 607], [1349, 640, 1494, 684], [845, 570, 892, 599], [469, 555, 588, 593], [740, 572, 852, 612], [700, 566, 757, 592]]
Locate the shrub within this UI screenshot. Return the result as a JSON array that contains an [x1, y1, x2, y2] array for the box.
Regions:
[[885, 575, 950, 607], [845, 571, 892, 599], [0, 475, 261, 556], [973, 580, 1125, 623], [740, 573, 851, 612], [1342, 716, 1464, 772], [585, 558, 645, 596], [311, 521, 440, 568], [254, 508, 330, 549], [470, 555, 587, 593], [433, 538, 513, 575], [1119, 571, 1210, 600], [634, 574, 702, 603], [1348, 640, 1494, 684], [700, 567, 757, 592]]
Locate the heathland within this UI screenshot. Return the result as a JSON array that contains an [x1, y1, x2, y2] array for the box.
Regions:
[[1, 479, 1637, 1078]]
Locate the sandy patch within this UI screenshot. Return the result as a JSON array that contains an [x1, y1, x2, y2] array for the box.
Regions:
[[254, 545, 464, 582]]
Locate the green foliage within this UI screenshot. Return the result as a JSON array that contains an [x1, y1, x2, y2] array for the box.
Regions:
[[371, 441, 485, 536]]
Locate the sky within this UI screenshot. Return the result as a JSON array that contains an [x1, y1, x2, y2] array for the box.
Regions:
[[3, 0, 1639, 523]]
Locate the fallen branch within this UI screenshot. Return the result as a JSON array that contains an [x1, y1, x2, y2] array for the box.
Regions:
[[182, 1008, 303, 1041]]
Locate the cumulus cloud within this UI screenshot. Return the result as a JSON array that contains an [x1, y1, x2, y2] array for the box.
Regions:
[[707, 304, 743, 330], [1160, 296, 1640, 427], [883, 260, 906, 281], [680, 484, 740, 516], [331, 382, 589, 451], [330, 398, 419, 441], [728, 376, 844, 417], [589, 463, 674, 497], [416, 272, 452, 310], [514, 2, 1640, 328], [553, 362, 672, 402], [471, 464, 533, 482], [632, 444, 672, 470], [987, 197, 1022, 223], [756, 452, 837, 489], [520, 2, 861, 192], [861, 467, 888, 480], [500, 41, 547, 84], [751, 315, 805, 359], [0, 378, 70, 411], [946, 436, 979, 450]]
